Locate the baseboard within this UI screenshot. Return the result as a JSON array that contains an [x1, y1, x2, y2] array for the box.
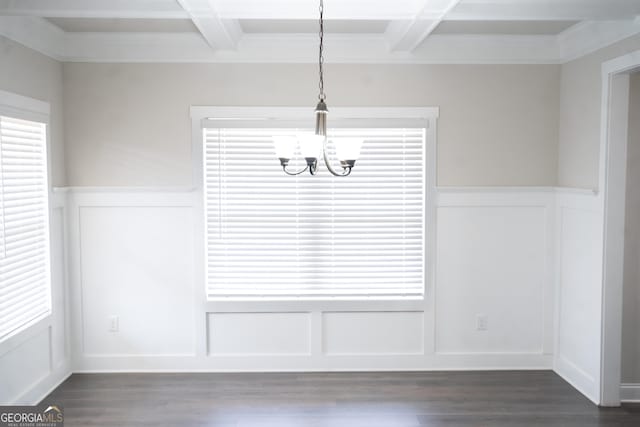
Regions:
[[13, 360, 72, 405], [71, 353, 553, 373], [554, 355, 599, 405], [621, 383, 640, 402]]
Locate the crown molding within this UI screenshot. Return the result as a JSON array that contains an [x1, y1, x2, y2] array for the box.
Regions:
[[0, 0, 189, 19], [48, 32, 562, 64], [0, 16, 66, 59], [412, 34, 560, 64], [558, 19, 640, 62], [445, 0, 640, 21], [1, 16, 639, 65]]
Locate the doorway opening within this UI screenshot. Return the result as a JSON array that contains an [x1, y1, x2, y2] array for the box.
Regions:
[[601, 50, 640, 406], [620, 71, 640, 403]]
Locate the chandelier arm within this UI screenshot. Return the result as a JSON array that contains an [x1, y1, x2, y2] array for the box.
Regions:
[[282, 164, 310, 176], [322, 144, 352, 177]]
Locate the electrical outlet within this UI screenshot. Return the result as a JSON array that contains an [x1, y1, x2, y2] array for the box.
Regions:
[[476, 314, 488, 331], [108, 315, 119, 332]]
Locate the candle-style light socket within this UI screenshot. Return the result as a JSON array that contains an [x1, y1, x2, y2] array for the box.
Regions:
[[340, 160, 356, 169], [305, 157, 318, 175], [314, 100, 328, 137]]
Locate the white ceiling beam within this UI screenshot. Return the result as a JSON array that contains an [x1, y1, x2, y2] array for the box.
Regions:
[[7, 16, 636, 66], [387, 0, 461, 52], [444, 0, 640, 21], [0, 0, 189, 19], [386, 20, 441, 52], [1, 0, 639, 65], [177, 0, 241, 50]]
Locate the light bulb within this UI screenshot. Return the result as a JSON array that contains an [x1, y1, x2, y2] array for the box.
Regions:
[[273, 136, 297, 161], [334, 138, 363, 162], [299, 134, 324, 160]]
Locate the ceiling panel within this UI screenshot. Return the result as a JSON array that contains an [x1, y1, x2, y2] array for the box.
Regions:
[[433, 20, 579, 35], [46, 17, 198, 33], [214, 0, 426, 20], [240, 19, 390, 34], [0, 0, 188, 18], [449, 0, 640, 20]]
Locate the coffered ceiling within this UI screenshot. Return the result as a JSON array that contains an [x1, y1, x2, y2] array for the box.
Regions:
[[1, 0, 639, 63]]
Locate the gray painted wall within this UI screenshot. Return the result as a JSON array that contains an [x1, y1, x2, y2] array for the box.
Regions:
[[62, 62, 560, 187], [558, 34, 640, 190], [0, 36, 66, 186]]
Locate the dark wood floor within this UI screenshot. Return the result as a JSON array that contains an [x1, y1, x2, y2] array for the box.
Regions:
[[44, 371, 640, 426]]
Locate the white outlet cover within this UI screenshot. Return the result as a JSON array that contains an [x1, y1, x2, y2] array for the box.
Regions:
[[108, 315, 119, 332], [476, 315, 488, 331]]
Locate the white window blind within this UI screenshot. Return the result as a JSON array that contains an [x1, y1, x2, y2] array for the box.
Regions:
[[0, 115, 51, 340], [203, 127, 425, 299]]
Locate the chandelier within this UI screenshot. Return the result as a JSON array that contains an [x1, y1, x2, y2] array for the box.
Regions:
[[274, 0, 363, 176]]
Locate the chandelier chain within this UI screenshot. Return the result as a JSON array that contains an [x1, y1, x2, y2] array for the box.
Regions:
[[279, 0, 356, 176], [318, 0, 325, 101]]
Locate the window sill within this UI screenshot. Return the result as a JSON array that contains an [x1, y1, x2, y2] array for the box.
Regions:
[[205, 297, 425, 313]]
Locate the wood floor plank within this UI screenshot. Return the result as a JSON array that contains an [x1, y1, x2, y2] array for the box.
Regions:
[[42, 371, 640, 426]]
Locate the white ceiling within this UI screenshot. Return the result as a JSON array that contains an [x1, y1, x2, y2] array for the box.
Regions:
[[239, 19, 391, 35], [46, 18, 198, 33], [1, 0, 640, 63], [432, 20, 578, 36]]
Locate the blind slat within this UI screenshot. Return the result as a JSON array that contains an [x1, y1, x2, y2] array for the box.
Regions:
[[0, 115, 51, 341]]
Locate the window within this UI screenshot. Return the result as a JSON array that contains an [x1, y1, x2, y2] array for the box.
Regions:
[[203, 123, 426, 300], [0, 114, 51, 340]]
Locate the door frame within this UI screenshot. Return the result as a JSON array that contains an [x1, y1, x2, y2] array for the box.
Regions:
[[599, 49, 640, 406]]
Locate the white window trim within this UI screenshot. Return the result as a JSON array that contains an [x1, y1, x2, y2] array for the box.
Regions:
[[0, 90, 50, 123], [190, 106, 438, 313], [0, 90, 53, 352]]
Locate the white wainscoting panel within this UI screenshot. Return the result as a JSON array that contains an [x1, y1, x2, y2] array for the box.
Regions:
[[208, 312, 311, 356], [65, 188, 556, 372], [78, 204, 195, 356], [435, 205, 547, 354], [323, 311, 424, 355], [554, 190, 604, 404]]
